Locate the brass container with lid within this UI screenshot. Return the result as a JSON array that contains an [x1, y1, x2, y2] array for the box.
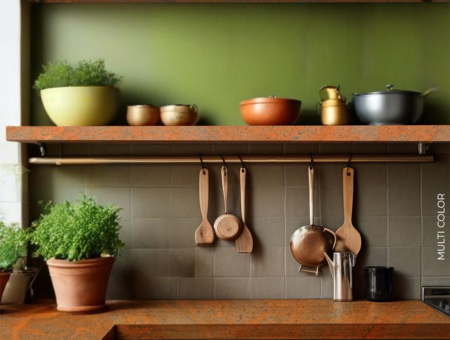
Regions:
[[318, 85, 350, 125]]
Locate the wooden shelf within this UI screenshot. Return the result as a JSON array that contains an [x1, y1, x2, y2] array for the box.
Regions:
[[6, 125, 450, 144], [25, 0, 449, 3]]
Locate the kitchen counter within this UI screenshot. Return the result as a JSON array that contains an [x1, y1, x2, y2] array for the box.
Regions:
[[0, 300, 449, 339]]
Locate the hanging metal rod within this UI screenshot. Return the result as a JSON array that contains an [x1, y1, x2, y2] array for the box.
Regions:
[[28, 154, 434, 165]]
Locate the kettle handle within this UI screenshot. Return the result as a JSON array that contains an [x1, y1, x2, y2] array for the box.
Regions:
[[323, 227, 337, 250]]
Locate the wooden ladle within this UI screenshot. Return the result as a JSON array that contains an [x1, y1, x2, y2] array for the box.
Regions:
[[235, 167, 253, 253], [335, 167, 362, 256], [195, 168, 214, 246], [214, 166, 242, 240]]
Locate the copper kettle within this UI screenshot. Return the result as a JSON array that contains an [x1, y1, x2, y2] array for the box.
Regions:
[[318, 85, 350, 125]]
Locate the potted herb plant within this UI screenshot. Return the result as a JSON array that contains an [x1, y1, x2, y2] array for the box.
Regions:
[[33, 59, 122, 126], [0, 221, 30, 304], [31, 196, 124, 313]]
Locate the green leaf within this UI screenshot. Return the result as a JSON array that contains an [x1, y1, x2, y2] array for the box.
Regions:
[[33, 59, 123, 91], [0, 221, 30, 271], [31, 195, 125, 261]]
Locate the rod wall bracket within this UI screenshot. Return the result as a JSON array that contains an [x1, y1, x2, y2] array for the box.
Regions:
[[418, 142, 431, 155]]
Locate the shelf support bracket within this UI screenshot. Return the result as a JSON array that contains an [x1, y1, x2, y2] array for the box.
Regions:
[[35, 143, 46, 157], [418, 142, 431, 155]]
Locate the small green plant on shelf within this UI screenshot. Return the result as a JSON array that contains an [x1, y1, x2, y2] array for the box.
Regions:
[[0, 220, 30, 272], [33, 59, 123, 91], [31, 195, 125, 261]]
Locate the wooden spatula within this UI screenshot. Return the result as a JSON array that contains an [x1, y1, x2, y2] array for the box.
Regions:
[[195, 168, 214, 246], [335, 167, 361, 256], [235, 167, 253, 253]]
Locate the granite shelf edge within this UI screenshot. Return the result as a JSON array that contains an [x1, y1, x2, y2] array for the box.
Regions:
[[6, 125, 450, 143]]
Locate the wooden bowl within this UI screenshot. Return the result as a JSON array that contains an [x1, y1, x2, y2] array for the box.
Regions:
[[240, 97, 301, 125]]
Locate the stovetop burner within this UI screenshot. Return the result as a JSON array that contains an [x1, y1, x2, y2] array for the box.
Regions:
[[422, 287, 450, 317]]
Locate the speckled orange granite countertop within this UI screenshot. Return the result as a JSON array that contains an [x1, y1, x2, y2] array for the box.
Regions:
[[0, 300, 448, 340], [6, 125, 450, 143]]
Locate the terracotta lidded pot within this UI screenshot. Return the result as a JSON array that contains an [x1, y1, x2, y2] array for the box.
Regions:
[[127, 105, 160, 126], [240, 96, 301, 125], [47, 257, 115, 313]]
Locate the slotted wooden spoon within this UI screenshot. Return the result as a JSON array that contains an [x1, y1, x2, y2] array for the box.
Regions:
[[335, 167, 362, 256], [195, 168, 214, 246], [235, 167, 253, 253]]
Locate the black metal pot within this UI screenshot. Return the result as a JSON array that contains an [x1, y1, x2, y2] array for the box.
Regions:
[[352, 85, 437, 125]]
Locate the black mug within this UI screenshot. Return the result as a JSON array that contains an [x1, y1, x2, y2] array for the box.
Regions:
[[364, 266, 394, 302]]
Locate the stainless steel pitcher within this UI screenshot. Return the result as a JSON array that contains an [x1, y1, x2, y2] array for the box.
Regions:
[[324, 252, 356, 302]]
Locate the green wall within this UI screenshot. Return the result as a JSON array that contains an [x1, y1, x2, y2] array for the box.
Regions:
[[31, 4, 450, 126]]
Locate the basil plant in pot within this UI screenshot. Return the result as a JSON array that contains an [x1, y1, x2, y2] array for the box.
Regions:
[[0, 221, 30, 304], [33, 59, 122, 126], [31, 196, 124, 313]]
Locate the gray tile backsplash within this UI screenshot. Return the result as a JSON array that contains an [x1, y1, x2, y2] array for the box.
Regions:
[[177, 277, 214, 299], [251, 247, 285, 277], [29, 142, 450, 300], [251, 277, 285, 299], [388, 163, 420, 186], [170, 248, 195, 277], [388, 247, 421, 277], [215, 247, 250, 277], [285, 277, 322, 299], [389, 217, 421, 247], [388, 186, 421, 216], [215, 277, 250, 299]]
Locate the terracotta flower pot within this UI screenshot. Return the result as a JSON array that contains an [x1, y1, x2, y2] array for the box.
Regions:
[[0, 272, 11, 304], [47, 257, 115, 313]]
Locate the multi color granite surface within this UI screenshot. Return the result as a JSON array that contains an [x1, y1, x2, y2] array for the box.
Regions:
[[0, 300, 449, 339], [6, 126, 450, 143]]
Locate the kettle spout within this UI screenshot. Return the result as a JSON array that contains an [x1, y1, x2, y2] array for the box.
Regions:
[[323, 252, 335, 279]]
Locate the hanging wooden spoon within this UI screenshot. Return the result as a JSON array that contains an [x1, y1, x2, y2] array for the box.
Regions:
[[335, 167, 362, 256], [195, 168, 214, 246], [214, 166, 242, 240], [235, 167, 253, 253]]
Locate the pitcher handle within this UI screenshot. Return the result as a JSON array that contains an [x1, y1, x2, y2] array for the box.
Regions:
[[323, 227, 337, 250], [319, 85, 340, 101], [350, 253, 356, 267]]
